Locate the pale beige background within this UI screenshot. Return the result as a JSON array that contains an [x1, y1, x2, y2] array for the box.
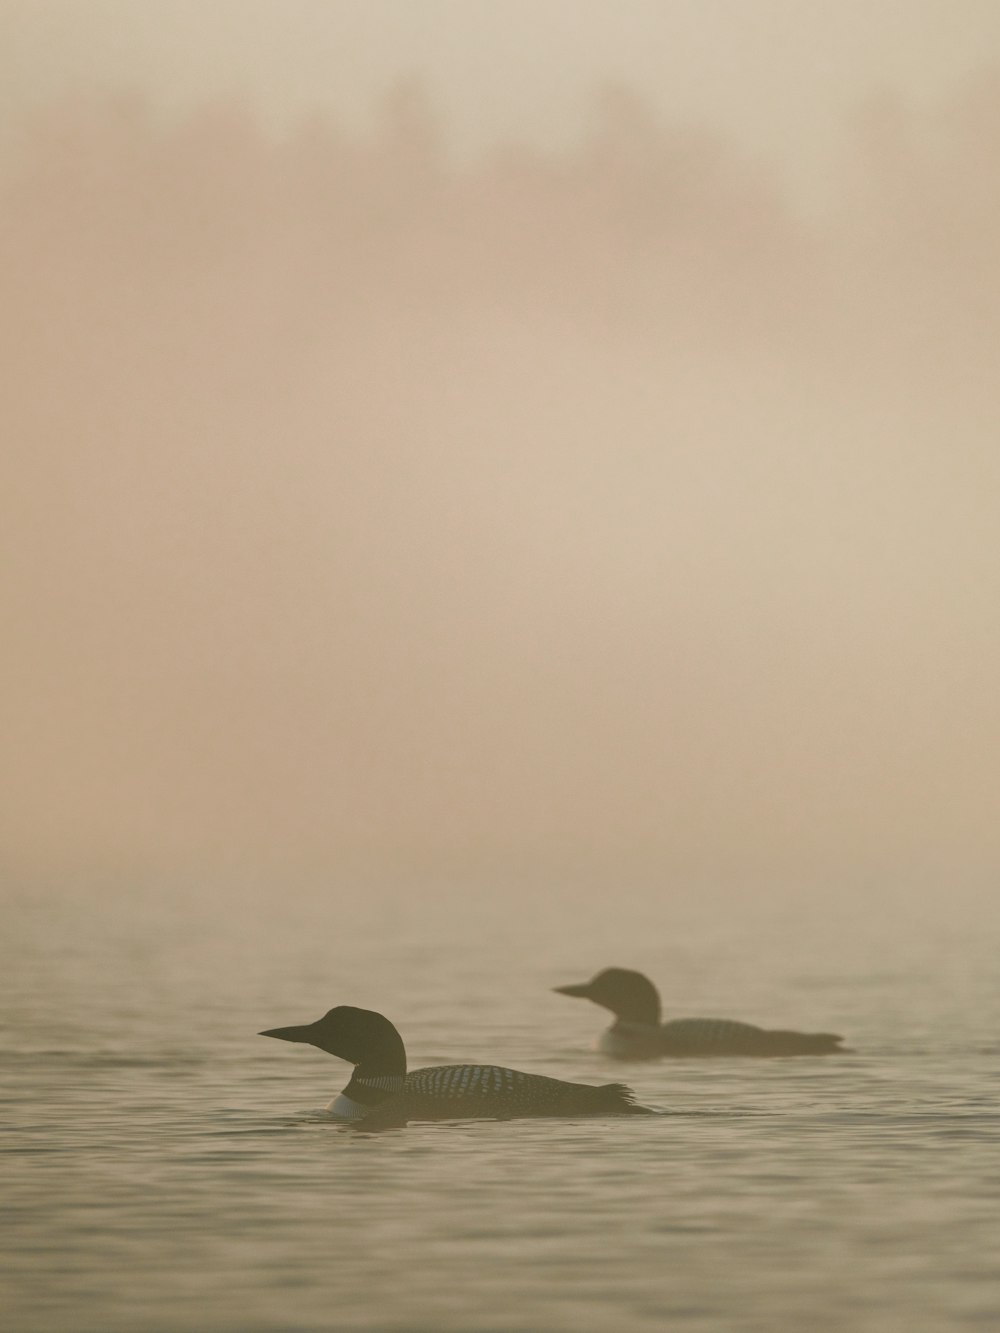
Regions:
[[2, 2, 998, 893]]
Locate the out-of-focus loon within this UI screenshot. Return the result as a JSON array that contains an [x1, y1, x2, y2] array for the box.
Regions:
[[554, 968, 845, 1058], [260, 1005, 651, 1128]]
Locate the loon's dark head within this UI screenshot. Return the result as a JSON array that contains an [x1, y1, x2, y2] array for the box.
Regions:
[[259, 1005, 407, 1075], [554, 968, 662, 1025]]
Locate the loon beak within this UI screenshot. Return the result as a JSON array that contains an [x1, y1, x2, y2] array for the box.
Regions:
[[553, 982, 592, 998], [259, 1023, 314, 1043]]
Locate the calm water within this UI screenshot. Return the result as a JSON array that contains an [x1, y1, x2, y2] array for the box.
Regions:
[[4, 879, 1000, 1332]]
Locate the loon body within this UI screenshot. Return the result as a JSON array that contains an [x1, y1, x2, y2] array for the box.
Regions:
[[555, 968, 845, 1058], [260, 1005, 650, 1128]]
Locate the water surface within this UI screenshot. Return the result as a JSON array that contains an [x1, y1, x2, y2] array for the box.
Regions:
[[4, 881, 1000, 1331]]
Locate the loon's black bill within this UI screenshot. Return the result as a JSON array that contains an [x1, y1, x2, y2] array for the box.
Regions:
[[554, 983, 592, 998], [259, 1024, 313, 1043]]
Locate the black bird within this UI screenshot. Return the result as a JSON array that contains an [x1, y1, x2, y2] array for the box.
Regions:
[[554, 968, 845, 1058], [260, 1005, 651, 1128]]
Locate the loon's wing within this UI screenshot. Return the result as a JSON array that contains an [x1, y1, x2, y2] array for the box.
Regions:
[[354, 1064, 647, 1129], [660, 1017, 844, 1055]]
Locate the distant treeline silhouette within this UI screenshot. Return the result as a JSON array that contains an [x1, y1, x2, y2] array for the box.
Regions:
[[2, 75, 998, 365]]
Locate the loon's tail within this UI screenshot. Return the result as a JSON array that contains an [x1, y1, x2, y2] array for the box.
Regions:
[[566, 1081, 654, 1116]]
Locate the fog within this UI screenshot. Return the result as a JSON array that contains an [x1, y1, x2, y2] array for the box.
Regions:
[[2, 21, 999, 893]]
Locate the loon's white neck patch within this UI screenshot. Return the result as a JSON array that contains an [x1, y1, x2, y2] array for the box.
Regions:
[[326, 1091, 369, 1121], [354, 1073, 404, 1094], [600, 1022, 661, 1058]]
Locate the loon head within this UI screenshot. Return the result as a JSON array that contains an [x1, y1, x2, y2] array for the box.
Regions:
[[259, 1005, 408, 1076], [554, 968, 662, 1025]]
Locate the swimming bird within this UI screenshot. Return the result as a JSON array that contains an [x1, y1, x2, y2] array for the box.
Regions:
[[554, 968, 845, 1058], [260, 1005, 651, 1128]]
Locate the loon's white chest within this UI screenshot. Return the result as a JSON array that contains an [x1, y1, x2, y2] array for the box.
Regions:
[[326, 1092, 369, 1121]]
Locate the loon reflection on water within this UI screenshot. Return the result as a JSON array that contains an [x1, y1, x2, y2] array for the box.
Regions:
[[260, 1005, 652, 1128], [555, 967, 846, 1058]]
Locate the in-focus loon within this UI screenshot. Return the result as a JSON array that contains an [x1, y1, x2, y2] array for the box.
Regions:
[[554, 968, 845, 1058], [260, 1005, 651, 1128]]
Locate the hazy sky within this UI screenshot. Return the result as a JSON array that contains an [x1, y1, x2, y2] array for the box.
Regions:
[[2, 2, 999, 891], [3, 0, 1000, 205]]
